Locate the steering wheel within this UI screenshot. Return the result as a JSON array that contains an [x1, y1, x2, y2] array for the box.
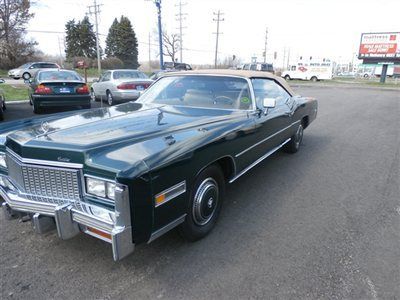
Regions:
[[213, 95, 233, 106]]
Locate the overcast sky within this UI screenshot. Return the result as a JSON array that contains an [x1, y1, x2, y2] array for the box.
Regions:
[[28, 0, 400, 66]]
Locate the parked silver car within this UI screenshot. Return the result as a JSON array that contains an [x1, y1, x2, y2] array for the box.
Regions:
[[0, 78, 6, 121], [91, 70, 153, 105], [8, 62, 60, 80]]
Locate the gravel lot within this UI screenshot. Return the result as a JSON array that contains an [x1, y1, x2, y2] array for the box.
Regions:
[[1, 86, 399, 299]]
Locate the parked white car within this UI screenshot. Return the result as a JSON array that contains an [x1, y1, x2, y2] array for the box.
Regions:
[[91, 70, 153, 105], [8, 62, 60, 80]]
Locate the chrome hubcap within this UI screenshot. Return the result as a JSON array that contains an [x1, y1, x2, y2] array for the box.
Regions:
[[295, 125, 303, 148], [192, 178, 218, 226]]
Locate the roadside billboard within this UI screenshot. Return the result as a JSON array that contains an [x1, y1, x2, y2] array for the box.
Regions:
[[358, 32, 400, 60]]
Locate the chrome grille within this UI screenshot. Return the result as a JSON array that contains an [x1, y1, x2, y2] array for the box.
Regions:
[[6, 153, 82, 202]]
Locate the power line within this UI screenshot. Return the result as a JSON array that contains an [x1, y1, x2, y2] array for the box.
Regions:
[[175, 0, 187, 63], [212, 10, 224, 68], [87, 0, 103, 75]]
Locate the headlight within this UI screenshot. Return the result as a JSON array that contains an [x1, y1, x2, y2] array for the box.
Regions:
[[0, 152, 7, 169], [85, 176, 116, 201]]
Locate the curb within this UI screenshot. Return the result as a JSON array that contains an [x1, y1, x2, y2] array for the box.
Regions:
[[290, 83, 400, 92], [5, 100, 29, 104]]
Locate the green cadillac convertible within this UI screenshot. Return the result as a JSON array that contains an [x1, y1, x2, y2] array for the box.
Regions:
[[0, 70, 317, 260]]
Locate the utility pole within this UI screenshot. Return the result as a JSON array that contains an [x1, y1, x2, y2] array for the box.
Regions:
[[286, 48, 291, 69], [57, 36, 63, 67], [282, 47, 286, 70], [175, 0, 187, 63], [263, 28, 268, 63], [213, 10, 224, 68], [148, 32, 152, 72], [88, 0, 102, 75]]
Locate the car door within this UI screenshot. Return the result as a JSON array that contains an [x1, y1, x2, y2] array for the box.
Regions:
[[245, 78, 293, 159], [28, 63, 40, 77]]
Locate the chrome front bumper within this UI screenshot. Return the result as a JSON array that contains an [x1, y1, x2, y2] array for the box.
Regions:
[[0, 175, 134, 261]]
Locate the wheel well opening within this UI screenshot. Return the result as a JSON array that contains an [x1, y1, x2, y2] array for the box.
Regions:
[[214, 157, 235, 183], [302, 116, 309, 129]]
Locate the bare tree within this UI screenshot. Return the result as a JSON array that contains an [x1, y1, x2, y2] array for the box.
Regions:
[[162, 31, 180, 63], [0, 0, 37, 68]]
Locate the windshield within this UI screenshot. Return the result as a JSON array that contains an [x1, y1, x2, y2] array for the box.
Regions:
[[138, 75, 252, 110], [113, 71, 147, 80], [38, 71, 82, 81]]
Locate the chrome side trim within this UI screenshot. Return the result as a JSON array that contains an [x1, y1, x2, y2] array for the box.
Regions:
[[6, 148, 83, 169], [154, 180, 186, 207], [229, 138, 291, 183], [235, 120, 301, 157], [148, 214, 187, 243]]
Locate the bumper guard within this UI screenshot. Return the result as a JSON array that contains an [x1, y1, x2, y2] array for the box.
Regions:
[[0, 175, 134, 261]]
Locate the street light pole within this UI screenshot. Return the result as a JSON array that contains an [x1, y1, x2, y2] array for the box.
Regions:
[[155, 0, 164, 70]]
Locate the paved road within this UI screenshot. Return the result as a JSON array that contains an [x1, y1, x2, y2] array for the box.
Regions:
[[1, 86, 399, 299], [1, 101, 104, 123]]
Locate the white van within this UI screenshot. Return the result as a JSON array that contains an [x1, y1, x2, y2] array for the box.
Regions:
[[282, 59, 333, 81]]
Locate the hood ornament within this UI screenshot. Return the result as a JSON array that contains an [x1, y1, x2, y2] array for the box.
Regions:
[[41, 121, 50, 134]]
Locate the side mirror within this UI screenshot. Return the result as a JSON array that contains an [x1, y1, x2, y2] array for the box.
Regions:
[[263, 98, 276, 108], [262, 98, 276, 115]]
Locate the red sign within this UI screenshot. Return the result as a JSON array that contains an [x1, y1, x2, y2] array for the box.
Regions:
[[359, 32, 400, 59], [360, 43, 397, 55], [76, 61, 87, 68]]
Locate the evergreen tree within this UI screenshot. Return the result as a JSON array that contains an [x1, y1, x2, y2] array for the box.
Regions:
[[65, 16, 97, 59], [65, 19, 80, 58], [105, 16, 139, 68], [105, 18, 119, 57], [79, 16, 97, 58]]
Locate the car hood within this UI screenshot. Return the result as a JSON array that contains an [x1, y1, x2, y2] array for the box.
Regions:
[[4, 102, 248, 174]]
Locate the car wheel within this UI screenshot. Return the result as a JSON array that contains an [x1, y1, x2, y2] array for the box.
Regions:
[[33, 102, 41, 114], [363, 74, 369, 78], [284, 123, 303, 153], [22, 72, 31, 80], [107, 91, 114, 106], [310, 76, 318, 82], [284, 75, 291, 81], [179, 164, 225, 241]]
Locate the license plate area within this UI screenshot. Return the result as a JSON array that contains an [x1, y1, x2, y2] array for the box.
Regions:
[[57, 87, 73, 94]]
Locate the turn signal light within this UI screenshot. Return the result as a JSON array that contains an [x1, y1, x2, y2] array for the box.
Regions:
[[35, 84, 52, 94], [87, 227, 111, 241], [155, 194, 166, 206]]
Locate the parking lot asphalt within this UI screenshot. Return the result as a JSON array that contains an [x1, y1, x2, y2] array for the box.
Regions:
[[1, 101, 104, 123], [1, 86, 399, 299]]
